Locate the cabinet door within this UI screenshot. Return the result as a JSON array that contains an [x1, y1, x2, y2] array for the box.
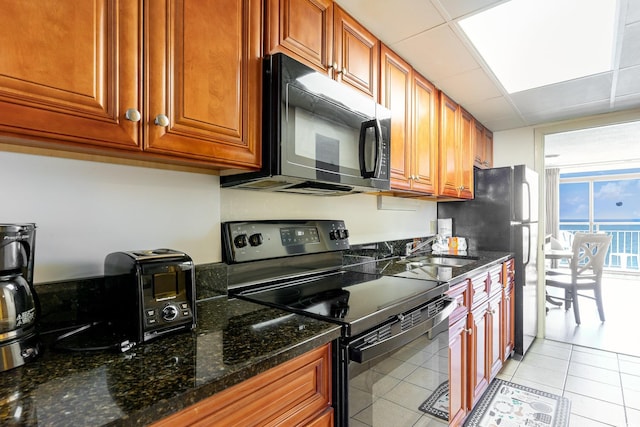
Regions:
[[438, 92, 459, 197], [153, 344, 332, 426], [489, 294, 503, 379], [449, 316, 469, 426], [265, 0, 333, 73], [483, 128, 494, 168], [469, 303, 490, 409], [503, 284, 515, 361], [473, 120, 485, 168], [0, 0, 140, 150], [411, 73, 438, 194], [333, 6, 379, 99], [146, 0, 261, 168], [381, 45, 412, 190], [458, 107, 474, 199]]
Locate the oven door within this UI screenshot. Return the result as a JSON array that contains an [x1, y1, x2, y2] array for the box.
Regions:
[[344, 297, 455, 427]]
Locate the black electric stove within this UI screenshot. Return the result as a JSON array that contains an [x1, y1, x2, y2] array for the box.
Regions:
[[222, 220, 454, 427]]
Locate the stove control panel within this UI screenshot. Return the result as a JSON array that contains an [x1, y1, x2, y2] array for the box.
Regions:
[[222, 220, 349, 263]]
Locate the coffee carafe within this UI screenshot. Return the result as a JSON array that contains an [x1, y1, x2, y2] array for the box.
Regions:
[[0, 223, 40, 372]]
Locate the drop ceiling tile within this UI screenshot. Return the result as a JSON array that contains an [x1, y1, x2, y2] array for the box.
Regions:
[[620, 21, 640, 68], [627, 0, 640, 24], [522, 99, 612, 125], [431, 0, 504, 20], [437, 67, 503, 105], [483, 116, 528, 132], [613, 92, 640, 110], [616, 64, 640, 96], [333, 0, 444, 45], [391, 24, 480, 83], [466, 96, 519, 122], [511, 73, 613, 115]]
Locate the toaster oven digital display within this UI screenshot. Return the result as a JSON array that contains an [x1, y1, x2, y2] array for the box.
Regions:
[[153, 272, 178, 300]]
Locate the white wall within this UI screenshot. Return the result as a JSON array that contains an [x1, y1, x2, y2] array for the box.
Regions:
[[1, 151, 437, 283], [493, 127, 536, 169]]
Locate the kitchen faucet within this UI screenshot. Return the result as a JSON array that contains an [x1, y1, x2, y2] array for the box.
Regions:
[[405, 235, 440, 257]]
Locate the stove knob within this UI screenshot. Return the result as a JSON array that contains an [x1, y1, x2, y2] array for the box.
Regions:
[[329, 230, 338, 240], [343, 229, 349, 238], [249, 233, 263, 246], [234, 234, 248, 248], [162, 305, 178, 321]]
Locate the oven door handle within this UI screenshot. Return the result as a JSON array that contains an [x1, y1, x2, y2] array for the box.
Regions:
[[349, 298, 456, 364]]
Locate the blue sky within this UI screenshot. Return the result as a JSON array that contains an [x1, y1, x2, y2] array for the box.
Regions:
[[560, 178, 640, 221]]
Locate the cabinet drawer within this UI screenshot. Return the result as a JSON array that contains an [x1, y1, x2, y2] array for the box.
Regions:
[[470, 272, 489, 308], [488, 265, 502, 297], [447, 278, 470, 324], [152, 344, 332, 426]]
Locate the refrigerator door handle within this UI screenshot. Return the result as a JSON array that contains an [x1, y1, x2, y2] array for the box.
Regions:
[[522, 181, 532, 223], [523, 224, 531, 269]]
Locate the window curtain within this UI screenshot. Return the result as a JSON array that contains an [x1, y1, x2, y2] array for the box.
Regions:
[[545, 168, 560, 238]]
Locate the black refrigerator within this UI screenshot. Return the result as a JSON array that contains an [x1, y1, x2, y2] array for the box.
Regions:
[[438, 165, 538, 358]]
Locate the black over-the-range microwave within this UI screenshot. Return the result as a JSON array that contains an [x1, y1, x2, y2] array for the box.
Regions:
[[221, 53, 391, 196]]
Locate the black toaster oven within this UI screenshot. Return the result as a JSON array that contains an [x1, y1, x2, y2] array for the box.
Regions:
[[104, 249, 196, 344]]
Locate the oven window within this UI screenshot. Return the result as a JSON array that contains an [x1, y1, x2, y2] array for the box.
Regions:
[[348, 327, 449, 426]]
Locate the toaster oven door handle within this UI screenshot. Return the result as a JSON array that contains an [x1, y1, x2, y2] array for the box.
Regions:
[[359, 119, 383, 179], [349, 297, 455, 364]]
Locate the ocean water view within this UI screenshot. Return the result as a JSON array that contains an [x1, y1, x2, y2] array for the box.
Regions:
[[559, 223, 640, 270]]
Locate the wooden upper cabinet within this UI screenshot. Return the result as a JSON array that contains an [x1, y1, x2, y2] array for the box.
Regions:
[[333, 5, 379, 99], [438, 93, 474, 199], [0, 0, 140, 150], [145, 0, 262, 168], [0, 0, 261, 170], [459, 107, 474, 199], [264, 0, 333, 73], [474, 121, 493, 169], [412, 73, 438, 194], [265, 2, 378, 99], [438, 93, 459, 197], [382, 45, 437, 195], [381, 46, 412, 190]]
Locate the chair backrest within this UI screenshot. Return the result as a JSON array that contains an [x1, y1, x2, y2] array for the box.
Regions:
[[569, 233, 612, 279]]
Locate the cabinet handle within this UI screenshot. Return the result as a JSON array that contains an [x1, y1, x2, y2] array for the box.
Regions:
[[465, 328, 473, 335], [125, 108, 141, 122], [154, 114, 170, 127]]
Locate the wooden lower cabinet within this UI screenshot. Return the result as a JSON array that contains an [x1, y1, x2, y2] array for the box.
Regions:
[[449, 315, 469, 427], [448, 259, 514, 426], [152, 344, 332, 426], [469, 301, 490, 408]]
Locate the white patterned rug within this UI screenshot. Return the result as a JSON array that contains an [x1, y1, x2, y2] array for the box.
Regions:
[[419, 379, 571, 427]]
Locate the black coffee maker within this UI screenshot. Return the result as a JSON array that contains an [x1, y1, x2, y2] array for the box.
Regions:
[[0, 223, 40, 372]]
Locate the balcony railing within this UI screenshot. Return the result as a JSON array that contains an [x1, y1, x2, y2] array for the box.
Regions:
[[558, 222, 640, 271]]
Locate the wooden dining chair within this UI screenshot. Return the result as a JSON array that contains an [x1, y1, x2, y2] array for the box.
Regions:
[[545, 232, 612, 324]]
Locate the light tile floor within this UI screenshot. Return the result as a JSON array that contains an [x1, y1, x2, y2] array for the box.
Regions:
[[498, 338, 640, 426]]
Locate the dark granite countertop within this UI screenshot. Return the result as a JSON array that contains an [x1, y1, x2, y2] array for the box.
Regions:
[[345, 250, 513, 283], [0, 297, 341, 426]]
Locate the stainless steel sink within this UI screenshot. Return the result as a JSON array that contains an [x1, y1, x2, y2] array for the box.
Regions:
[[397, 255, 477, 268], [422, 257, 476, 267]]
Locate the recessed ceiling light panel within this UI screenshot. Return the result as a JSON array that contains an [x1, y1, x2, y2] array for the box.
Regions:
[[459, 0, 617, 93]]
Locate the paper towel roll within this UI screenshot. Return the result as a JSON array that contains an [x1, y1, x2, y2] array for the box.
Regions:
[[437, 218, 452, 237]]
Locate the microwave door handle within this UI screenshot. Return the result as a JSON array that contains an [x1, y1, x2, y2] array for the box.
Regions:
[[359, 119, 382, 178]]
